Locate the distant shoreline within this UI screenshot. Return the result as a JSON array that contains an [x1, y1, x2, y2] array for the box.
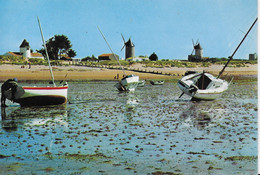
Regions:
[[0, 64, 257, 82]]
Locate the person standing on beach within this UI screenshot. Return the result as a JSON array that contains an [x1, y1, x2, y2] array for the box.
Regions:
[[1, 78, 18, 107]]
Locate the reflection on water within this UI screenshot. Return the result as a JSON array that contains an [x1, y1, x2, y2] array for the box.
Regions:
[[0, 81, 257, 174], [1, 105, 68, 131], [1, 107, 19, 132], [179, 101, 213, 130]]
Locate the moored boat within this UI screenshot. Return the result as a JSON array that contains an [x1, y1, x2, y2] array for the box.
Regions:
[[150, 80, 164, 85], [178, 71, 228, 100], [137, 80, 146, 87], [9, 85, 68, 107], [115, 74, 139, 91]]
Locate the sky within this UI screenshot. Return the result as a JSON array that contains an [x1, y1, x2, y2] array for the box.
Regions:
[[0, 0, 258, 60]]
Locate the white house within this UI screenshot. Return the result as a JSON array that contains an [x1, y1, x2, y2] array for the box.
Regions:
[[3, 39, 44, 59], [126, 56, 149, 62]]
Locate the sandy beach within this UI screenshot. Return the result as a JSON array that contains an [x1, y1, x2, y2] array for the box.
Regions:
[[0, 63, 257, 81]]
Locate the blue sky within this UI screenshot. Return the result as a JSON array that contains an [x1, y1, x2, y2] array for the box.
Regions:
[[0, 0, 257, 60]]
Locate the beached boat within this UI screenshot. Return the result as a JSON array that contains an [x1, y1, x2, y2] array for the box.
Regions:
[[137, 80, 146, 87], [115, 74, 139, 92], [98, 27, 139, 91], [116, 74, 139, 91], [178, 71, 228, 100], [150, 80, 164, 85], [5, 85, 68, 107], [115, 74, 139, 91], [4, 17, 68, 107], [178, 18, 257, 100]]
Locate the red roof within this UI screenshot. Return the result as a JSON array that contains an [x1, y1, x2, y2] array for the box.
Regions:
[[31, 52, 43, 57], [99, 53, 113, 57], [6, 51, 43, 58], [7, 52, 22, 56]]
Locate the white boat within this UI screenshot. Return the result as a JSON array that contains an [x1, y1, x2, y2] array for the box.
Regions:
[[5, 84, 68, 107], [137, 80, 146, 87], [115, 74, 139, 91], [178, 18, 257, 101], [178, 71, 228, 100], [150, 80, 164, 85], [4, 17, 68, 107]]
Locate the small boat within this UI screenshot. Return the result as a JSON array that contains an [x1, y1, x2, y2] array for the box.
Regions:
[[116, 74, 139, 92], [177, 71, 228, 100], [115, 74, 139, 91], [150, 80, 164, 85], [98, 27, 139, 91], [4, 17, 68, 107], [178, 18, 257, 100], [137, 80, 146, 87]]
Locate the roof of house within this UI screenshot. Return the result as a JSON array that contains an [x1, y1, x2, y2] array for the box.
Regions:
[[98, 53, 113, 57], [6, 51, 43, 58], [7, 52, 22, 56], [31, 52, 43, 57], [20, 39, 30, 48]]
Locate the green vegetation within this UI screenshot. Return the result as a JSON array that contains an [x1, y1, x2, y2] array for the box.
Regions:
[[224, 156, 257, 161], [62, 153, 111, 161], [82, 55, 98, 62], [0, 55, 257, 68], [28, 58, 48, 65], [0, 56, 27, 65], [81, 60, 131, 67]]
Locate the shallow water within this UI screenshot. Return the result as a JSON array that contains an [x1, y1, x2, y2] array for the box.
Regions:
[[0, 81, 257, 174]]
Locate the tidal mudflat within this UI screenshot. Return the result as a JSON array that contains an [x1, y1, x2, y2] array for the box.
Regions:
[[0, 80, 257, 174]]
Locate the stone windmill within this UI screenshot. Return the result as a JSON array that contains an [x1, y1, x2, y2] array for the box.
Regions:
[[121, 34, 135, 59], [188, 39, 203, 61]]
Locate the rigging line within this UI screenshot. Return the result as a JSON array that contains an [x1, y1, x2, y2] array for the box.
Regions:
[[218, 17, 258, 78], [97, 26, 126, 76]]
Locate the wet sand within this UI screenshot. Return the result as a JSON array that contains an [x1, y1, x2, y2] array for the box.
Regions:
[[0, 81, 257, 174], [0, 64, 257, 81]]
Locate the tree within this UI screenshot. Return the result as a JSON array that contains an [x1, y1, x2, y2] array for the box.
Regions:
[[82, 54, 98, 62], [37, 34, 76, 60], [149, 52, 158, 61], [67, 49, 76, 58]]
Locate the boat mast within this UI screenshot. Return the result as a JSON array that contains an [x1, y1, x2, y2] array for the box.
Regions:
[[37, 16, 56, 86], [97, 26, 127, 76], [218, 18, 257, 78]]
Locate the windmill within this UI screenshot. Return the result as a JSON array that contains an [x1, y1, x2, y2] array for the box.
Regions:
[[190, 39, 199, 55], [188, 39, 203, 61], [121, 34, 135, 60]]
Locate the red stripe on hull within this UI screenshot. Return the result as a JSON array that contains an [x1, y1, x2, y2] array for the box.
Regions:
[[23, 86, 68, 90]]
